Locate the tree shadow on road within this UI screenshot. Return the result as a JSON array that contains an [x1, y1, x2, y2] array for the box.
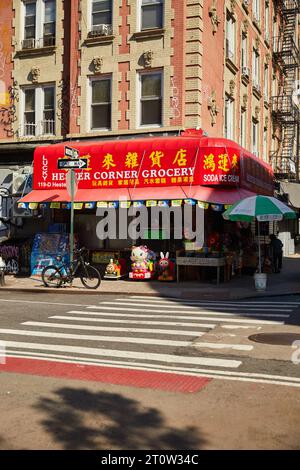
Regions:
[[34, 387, 205, 450]]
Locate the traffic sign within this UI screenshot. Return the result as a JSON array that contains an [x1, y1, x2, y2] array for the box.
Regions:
[[64, 146, 79, 159], [58, 158, 88, 169]]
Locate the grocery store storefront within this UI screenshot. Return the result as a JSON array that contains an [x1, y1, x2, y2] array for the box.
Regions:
[[19, 130, 274, 281]]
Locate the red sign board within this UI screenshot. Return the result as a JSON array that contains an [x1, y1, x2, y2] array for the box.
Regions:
[[33, 136, 274, 195]]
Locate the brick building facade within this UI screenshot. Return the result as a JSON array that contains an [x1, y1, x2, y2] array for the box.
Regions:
[[0, 1, 299, 189]]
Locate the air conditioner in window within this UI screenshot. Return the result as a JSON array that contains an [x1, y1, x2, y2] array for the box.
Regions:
[[242, 66, 250, 78], [90, 24, 112, 37]]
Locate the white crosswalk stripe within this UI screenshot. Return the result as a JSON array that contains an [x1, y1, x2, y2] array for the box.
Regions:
[[0, 295, 299, 388]]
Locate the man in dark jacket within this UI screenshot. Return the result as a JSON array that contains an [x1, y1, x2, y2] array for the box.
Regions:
[[269, 234, 283, 273]]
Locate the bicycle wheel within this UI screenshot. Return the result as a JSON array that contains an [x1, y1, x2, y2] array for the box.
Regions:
[[42, 266, 63, 288], [80, 264, 101, 289]]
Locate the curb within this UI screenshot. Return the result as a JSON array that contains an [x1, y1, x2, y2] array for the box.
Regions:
[[0, 285, 300, 300]]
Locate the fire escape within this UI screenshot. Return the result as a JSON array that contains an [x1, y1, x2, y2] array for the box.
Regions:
[[271, 0, 300, 181]]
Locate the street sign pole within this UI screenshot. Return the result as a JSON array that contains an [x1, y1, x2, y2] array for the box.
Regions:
[[70, 169, 75, 266]]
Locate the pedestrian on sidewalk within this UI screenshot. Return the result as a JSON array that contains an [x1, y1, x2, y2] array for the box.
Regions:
[[269, 234, 283, 273]]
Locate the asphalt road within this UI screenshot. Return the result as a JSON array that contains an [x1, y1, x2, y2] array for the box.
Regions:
[[0, 291, 300, 450]]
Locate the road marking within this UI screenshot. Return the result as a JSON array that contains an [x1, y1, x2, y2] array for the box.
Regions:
[[22, 321, 204, 337], [0, 328, 191, 347], [194, 342, 253, 351], [108, 301, 293, 312], [129, 296, 300, 306], [0, 299, 91, 308], [3, 351, 300, 388], [76, 310, 284, 325], [50, 315, 217, 329], [89, 306, 290, 317], [222, 325, 262, 330], [1, 341, 242, 368]]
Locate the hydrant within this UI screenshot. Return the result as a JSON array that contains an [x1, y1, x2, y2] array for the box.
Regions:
[[0, 256, 6, 286]]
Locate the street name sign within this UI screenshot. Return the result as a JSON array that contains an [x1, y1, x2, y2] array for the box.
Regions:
[[64, 146, 79, 159]]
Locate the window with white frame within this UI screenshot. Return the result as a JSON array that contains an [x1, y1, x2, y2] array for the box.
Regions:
[[241, 33, 248, 70], [264, 64, 269, 101], [252, 119, 259, 156], [140, 72, 162, 126], [22, 85, 55, 136], [22, 0, 56, 49], [252, 48, 260, 91], [91, 0, 112, 34], [90, 78, 111, 130], [253, 0, 261, 23], [226, 11, 236, 62], [264, 1, 270, 42], [141, 0, 163, 31], [240, 109, 247, 148], [225, 96, 235, 140], [263, 126, 268, 161]]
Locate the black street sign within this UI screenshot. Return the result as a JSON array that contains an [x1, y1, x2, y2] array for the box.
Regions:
[[64, 146, 79, 159], [58, 158, 88, 169]]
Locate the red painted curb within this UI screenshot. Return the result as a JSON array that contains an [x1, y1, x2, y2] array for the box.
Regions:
[[0, 357, 211, 393]]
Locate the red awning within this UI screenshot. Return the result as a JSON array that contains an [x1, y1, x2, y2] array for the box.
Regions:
[[129, 186, 187, 201], [182, 186, 257, 204], [19, 188, 131, 203], [20, 186, 256, 205]]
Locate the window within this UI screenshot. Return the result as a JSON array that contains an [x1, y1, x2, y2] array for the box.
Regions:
[[140, 72, 162, 126], [263, 126, 268, 162], [240, 109, 247, 148], [264, 1, 270, 42], [253, 0, 261, 23], [44, 0, 56, 46], [252, 119, 259, 156], [225, 96, 234, 140], [24, 2, 36, 41], [91, 78, 111, 130], [141, 0, 163, 31], [24, 89, 36, 136], [252, 48, 260, 90], [22, 85, 55, 136], [241, 33, 248, 69], [226, 12, 236, 62], [22, 0, 56, 49], [264, 64, 269, 102], [91, 0, 112, 32]]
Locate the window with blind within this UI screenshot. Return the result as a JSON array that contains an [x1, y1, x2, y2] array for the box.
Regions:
[[141, 0, 163, 31], [140, 72, 162, 126], [91, 78, 112, 130]]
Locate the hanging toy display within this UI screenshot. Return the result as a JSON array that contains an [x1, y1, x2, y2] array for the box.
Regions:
[[104, 258, 122, 280], [129, 246, 153, 280], [158, 252, 175, 281]]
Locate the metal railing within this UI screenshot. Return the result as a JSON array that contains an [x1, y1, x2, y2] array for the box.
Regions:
[[22, 120, 55, 137], [21, 36, 56, 50]]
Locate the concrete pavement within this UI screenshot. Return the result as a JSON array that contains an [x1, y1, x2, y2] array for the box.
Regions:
[[1, 255, 300, 300]]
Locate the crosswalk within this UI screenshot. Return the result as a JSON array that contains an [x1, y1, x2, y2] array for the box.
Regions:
[[1, 295, 300, 388]]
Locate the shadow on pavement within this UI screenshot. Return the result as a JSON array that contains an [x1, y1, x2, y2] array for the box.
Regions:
[[34, 387, 205, 450]]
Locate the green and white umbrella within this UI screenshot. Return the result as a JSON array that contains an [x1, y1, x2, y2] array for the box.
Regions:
[[223, 195, 296, 223], [223, 195, 297, 273]]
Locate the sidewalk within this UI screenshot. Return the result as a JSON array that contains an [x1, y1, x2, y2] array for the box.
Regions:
[[1, 255, 300, 300]]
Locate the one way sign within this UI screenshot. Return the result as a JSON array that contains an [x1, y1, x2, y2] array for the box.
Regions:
[[58, 158, 88, 169]]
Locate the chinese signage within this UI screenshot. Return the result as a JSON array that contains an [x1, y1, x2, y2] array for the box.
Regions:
[[199, 148, 240, 186]]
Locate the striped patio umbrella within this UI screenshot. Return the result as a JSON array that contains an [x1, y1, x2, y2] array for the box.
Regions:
[[223, 196, 296, 273], [223, 195, 296, 223]]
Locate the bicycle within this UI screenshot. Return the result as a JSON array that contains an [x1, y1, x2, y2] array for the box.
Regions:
[[42, 247, 101, 289]]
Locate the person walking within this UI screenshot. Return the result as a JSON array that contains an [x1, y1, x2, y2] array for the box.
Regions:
[[269, 234, 283, 273]]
